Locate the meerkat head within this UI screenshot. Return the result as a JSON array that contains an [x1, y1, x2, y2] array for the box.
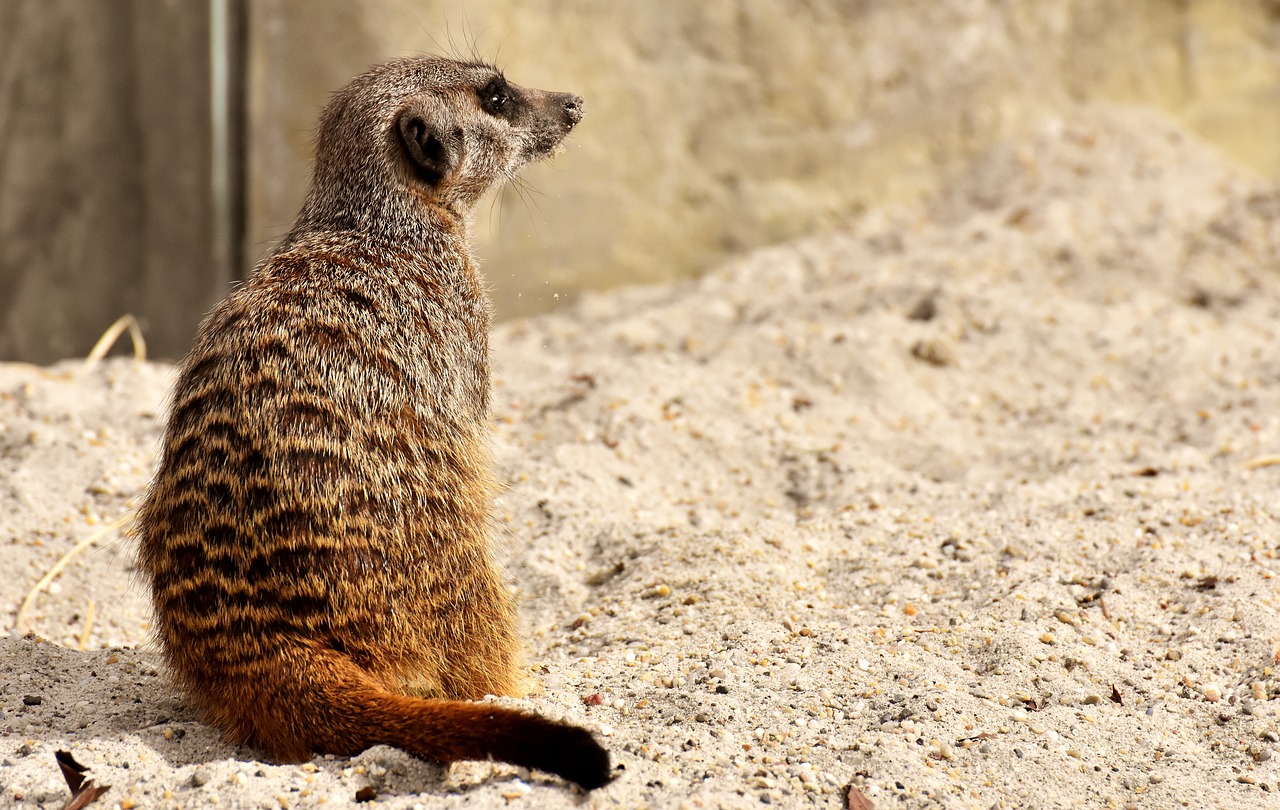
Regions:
[[300, 56, 583, 235]]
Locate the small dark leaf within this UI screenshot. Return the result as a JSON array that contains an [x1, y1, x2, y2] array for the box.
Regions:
[[55, 750, 110, 810], [63, 785, 111, 810], [56, 750, 88, 794], [843, 783, 875, 809], [1110, 685, 1124, 705]]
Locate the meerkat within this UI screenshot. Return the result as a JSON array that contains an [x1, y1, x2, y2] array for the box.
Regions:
[[135, 56, 609, 790]]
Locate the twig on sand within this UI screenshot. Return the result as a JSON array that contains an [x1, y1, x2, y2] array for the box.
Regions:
[[77, 599, 96, 651], [80, 315, 147, 373], [15, 513, 131, 636]]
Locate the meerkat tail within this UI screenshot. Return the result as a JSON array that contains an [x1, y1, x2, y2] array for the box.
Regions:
[[206, 649, 612, 791], [365, 693, 612, 791]]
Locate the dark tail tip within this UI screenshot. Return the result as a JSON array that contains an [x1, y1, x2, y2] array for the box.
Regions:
[[486, 713, 612, 790], [374, 695, 615, 791], [528, 722, 613, 790]]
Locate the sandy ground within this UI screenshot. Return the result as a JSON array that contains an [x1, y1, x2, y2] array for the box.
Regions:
[[2, 105, 1279, 809]]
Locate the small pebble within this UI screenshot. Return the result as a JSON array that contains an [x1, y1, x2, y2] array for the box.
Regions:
[[191, 769, 211, 787], [22, 695, 42, 706]]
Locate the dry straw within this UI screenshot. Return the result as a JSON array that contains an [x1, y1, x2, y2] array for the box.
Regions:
[[16, 315, 148, 638], [15, 514, 131, 637], [80, 314, 147, 372]]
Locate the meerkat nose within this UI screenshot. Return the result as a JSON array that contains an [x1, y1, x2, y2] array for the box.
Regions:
[[563, 95, 584, 127]]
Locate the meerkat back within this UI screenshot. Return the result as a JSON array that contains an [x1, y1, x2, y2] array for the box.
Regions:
[[135, 56, 609, 791]]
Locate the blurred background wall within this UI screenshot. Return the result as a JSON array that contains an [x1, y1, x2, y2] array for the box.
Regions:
[[0, 1, 239, 363], [2, 0, 1278, 362]]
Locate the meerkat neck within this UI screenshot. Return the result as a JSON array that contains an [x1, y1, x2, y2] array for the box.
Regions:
[[282, 190, 470, 259]]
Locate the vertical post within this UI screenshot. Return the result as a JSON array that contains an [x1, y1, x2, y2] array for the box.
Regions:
[[209, 0, 245, 289]]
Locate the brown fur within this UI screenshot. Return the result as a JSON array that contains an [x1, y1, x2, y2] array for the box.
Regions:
[[135, 56, 608, 790]]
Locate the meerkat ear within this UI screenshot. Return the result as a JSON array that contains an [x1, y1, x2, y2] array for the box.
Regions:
[[397, 108, 461, 186]]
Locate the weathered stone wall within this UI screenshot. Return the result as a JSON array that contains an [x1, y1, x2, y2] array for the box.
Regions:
[[0, 1, 231, 363], [247, 0, 1280, 321]]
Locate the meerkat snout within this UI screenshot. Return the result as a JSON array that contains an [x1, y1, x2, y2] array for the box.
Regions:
[[563, 94, 585, 126]]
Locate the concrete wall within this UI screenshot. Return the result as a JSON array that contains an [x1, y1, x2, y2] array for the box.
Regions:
[[2, 0, 1279, 361], [246, 0, 1280, 321], [0, 1, 233, 363]]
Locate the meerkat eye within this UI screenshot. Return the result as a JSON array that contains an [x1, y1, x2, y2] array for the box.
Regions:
[[479, 78, 514, 117]]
